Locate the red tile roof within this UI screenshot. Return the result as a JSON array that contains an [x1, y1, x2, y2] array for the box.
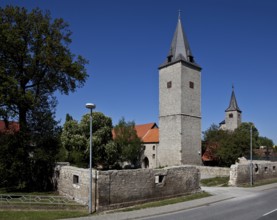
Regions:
[[202, 143, 219, 162], [142, 127, 159, 143], [0, 120, 20, 133], [112, 122, 159, 143], [134, 123, 157, 139]]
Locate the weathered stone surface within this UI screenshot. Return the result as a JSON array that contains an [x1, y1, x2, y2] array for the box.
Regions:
[[229, 161, 277, 186], [158, 60, 202, 167], [55, 165, 200, 211], [196, 166, 230, 179]]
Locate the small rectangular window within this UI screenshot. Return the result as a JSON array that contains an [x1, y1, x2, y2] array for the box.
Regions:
[[264, 167, 268, 173], [153, 145, 155, 150], [167, 81, 172, 88], [273, 166, 276, 172], [73, 175, 79, 184], [155, 175, 165, 184], [189, 81, 194, 89], [152, 154, 155, 159]]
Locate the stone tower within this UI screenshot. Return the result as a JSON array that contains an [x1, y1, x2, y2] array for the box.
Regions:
[[223, 86, 242, 131], [157, 15, 202, 167]]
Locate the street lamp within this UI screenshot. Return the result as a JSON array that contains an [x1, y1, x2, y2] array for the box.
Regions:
[[250, 125, 253, 186], [86, 103, 96, 214]]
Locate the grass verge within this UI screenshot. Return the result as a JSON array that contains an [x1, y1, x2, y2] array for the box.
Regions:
[[0, 210, 88, 220], [200, 177, 229, 187], [239, 178, 277, 187], [117, 191, 211, 212]]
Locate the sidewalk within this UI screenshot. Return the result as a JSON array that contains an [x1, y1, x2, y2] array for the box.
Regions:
[[62, 182, 277, 220]]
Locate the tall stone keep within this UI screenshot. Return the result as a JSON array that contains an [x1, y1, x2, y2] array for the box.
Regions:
[[158, 16, 202, 167], [224, 86, 242, 131]]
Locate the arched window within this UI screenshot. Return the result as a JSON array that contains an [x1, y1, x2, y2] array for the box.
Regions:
[[142, 157, 149, 168]]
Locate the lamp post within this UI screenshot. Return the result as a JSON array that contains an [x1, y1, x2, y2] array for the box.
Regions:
[[86, 103, 96, 214], [250, 125, 253, 186]]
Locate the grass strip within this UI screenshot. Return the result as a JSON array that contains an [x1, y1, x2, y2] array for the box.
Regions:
[[239, 177, 277, 187], [0, 210, 88, 220], [200, 177, 229, 187], [118, 191, 211, 212]]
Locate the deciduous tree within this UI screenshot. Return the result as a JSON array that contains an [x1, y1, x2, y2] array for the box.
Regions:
[[0, 6, 88, 191], [113, 118, 142, 167]]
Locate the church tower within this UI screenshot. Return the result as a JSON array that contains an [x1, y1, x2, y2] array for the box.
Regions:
[[223, 86, 242, 131], [157, 15, 202, 167]]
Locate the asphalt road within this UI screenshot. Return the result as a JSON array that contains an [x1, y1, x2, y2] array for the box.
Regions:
[[142, 188, 277, 220], [62, 183, 277, 220]]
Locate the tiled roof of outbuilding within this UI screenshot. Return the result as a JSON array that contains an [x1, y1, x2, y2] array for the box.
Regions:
[[142, 128, 159, 143], [134, 123, 157, 139], [112, 122, 159, 143]]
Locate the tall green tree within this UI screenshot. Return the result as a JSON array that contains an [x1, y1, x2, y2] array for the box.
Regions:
[[258, 136, 274, 149], [0, 6, 88, 131], [80, 112, 113, 167], [61, 112, 113, 168], [60, 115, 87, 167], [0, 6, 88, 191], [113, 118, 142, 167], [203, 122, 261, 167]]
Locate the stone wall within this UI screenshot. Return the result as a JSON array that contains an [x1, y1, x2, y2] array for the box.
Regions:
[[196, 166, 230, 179], [56, 165, 200, 211], [55, 166, 96, 210], [229, 161, 277, 186]]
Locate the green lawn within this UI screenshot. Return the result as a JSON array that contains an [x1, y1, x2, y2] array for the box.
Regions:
[[240, 177, 277, 187], [0, 210, 88, 220], [200, 177, 230, 187], [117, 191, 211, 212]]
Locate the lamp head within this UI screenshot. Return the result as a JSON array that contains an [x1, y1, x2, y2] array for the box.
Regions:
[[85, 103, 96, 110]]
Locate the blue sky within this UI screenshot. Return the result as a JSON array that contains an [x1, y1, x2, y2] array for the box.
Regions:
[[1, 0, 276, 144]]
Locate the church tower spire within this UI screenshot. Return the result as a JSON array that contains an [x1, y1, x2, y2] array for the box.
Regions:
[[225, 85, 241, 113], [158, 14, 202, 167], [161, 13, 199, 67], [223, 85, 242, 131]]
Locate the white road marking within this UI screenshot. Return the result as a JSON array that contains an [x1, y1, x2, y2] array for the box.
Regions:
[[263, 208, 277, 216]]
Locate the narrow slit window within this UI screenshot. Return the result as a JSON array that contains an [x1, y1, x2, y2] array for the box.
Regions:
[[167, 81, 172, 88], [189, 81, 194, 89], [73, 175, 79, 184]]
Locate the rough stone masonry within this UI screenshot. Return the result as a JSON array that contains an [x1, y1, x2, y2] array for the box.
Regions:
[[55, 165, 201, 211]]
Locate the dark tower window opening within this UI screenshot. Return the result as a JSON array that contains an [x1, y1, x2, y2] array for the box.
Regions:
[[167, 81, 172, 88], [189, 81, 194, 89], [188, 55, 194, 63], [229, 113, 233, 118], [167, 55, 173, 62]]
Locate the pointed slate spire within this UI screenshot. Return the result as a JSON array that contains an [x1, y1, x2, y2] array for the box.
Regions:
[[166, 13, 195, 64], [225, 85, 242, 113]]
